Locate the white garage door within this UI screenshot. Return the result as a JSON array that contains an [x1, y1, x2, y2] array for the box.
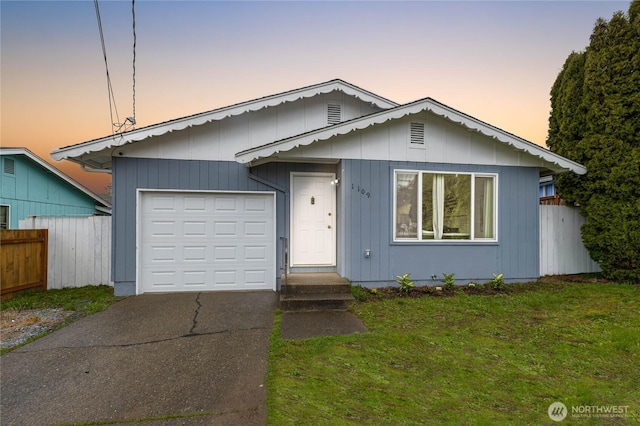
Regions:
[[139, 191, 276, 293]]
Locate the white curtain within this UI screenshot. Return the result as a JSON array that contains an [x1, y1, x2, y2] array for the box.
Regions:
[[432, 174, 445, 239], [483, 178, 494, 238]]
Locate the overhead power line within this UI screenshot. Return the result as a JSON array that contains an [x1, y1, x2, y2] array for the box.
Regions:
[[94, 0, 121, 134], [131, 0, 136, 126], [93, 0, 137, 134]]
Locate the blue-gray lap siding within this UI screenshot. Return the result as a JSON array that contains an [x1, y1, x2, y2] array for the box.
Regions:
[[111, 157, 337, 296], [339, 159, 540, 286], [112, 157, 539, 295]]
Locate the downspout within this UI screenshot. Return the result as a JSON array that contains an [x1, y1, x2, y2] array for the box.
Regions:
[[247, 170, 289, 294]]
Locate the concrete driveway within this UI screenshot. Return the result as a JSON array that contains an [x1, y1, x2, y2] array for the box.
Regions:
[[1, 291, 278, 425]]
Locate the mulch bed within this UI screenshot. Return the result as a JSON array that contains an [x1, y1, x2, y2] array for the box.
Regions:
[[354, 274, 612, 302]]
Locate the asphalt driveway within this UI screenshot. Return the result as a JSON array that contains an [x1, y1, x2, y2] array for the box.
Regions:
[[1, 291, 278, 425]]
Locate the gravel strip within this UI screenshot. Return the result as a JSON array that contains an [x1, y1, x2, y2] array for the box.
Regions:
[[1, 308, 76, 349]]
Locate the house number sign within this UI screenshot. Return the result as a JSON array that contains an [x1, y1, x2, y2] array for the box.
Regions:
[[352, 184, 371, 198]]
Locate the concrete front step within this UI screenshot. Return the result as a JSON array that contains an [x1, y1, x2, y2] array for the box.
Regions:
[[280, 293, 354, 311], [284, 282, 351, 295], [280, 273, 354, 311]]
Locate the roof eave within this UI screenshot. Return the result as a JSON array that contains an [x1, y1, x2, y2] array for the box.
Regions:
[[236, 99, 587, 175], [1, 147, 112, 208], [51, 79, 399, 163]]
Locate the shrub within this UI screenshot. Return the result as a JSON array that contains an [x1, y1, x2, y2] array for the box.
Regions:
[[442, 273, 456, 290], [396, 274, 414, 293], [491, 273, 505, 291]]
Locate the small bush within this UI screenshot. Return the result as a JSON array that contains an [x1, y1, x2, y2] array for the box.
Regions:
[[442, 273, 456, 290], [491, 273, 506, 291], [396, 274, 414, 293]]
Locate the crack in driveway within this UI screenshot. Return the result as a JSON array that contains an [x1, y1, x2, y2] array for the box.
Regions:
[[189, 292, 203, 334], [15, 326, 272, 352]]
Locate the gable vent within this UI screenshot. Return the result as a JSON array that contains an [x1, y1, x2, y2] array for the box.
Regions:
[[410, 122, 425, 144], [3, 158, 15, 175], [327, 103, 342, 125]]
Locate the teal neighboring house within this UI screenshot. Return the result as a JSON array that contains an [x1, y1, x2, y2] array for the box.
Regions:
[[0, 147, 111, 229]]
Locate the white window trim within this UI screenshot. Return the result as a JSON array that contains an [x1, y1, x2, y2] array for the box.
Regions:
[[393, 169, 498, 243]]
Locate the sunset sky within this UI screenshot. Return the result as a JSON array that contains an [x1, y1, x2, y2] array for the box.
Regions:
[[1, 0, 630, 195]]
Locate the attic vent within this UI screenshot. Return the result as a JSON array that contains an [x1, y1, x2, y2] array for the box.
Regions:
[[410, 122, 425, 144], [327, 103, 342, 125], [3, 158, 15, 175]]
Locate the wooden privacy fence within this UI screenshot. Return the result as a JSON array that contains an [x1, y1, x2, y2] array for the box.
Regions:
[[1, 229, 48, 301], [20, 216, 112, 289], [540, 205, 600, 276]]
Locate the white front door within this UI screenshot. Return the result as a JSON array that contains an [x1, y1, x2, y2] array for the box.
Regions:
[[290, 173, 336, 266]]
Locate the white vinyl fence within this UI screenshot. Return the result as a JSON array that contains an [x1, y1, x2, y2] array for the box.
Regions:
[[540, 205, 600, 276], [19, 216, 112, 289]]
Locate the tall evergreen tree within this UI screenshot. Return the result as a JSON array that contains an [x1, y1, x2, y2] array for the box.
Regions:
[[547, 0, 640, 282]]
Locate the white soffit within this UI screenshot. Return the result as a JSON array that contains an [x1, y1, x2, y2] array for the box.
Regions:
[[235, 98, 587, 175], [50, 80, 398, 164]]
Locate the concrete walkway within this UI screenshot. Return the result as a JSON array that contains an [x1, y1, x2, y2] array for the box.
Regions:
[[1, 291, 278, 426]]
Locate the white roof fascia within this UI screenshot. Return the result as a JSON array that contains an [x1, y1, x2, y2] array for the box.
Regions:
[[51, 79, 398, 163], [0, 147, 112, 209], [236, 98, 587, 175]]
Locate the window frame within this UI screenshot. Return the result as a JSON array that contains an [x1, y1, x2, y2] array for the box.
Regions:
[[0, 205, 10, 230], [393, 169, 498, 243]]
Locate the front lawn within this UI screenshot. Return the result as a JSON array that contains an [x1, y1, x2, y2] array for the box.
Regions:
[[268, 281, 639, 424]]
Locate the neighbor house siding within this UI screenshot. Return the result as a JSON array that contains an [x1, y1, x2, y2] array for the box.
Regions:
[[112, 157, 337, 296], [0, 154, 99, 229], [340, 159, 539, 286]]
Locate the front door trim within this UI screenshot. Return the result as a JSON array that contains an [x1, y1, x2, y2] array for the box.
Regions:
[[289, 172, 336, 267]]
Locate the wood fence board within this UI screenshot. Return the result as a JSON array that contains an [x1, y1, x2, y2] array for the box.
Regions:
[[1, 229, 48, 300]]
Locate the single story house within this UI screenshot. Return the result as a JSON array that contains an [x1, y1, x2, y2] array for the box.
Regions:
[[52, 80, 585, 296], [0, 147, 111, 229]]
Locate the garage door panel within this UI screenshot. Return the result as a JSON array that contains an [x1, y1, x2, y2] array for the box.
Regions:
[[213, 270, 237, 286], [183, 196, 206, 211], [183, 270, 207, 287], [148, 195, 177, 212], [149, 246, 176, 262], [183, 246, 207, 262], [140, 192, 275, 293], [214, 197, 238, 212], [183, 221, 207, 236], [149, 221, 176, 237], [245, 221, 267, 236], [245, 197, 268, 212], [214, 246, 237, 260], [245, 245, 267, 260], [245, 270, 267, 284], [149, 271, 176, 288]]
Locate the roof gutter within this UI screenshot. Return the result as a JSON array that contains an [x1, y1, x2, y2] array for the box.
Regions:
[[81, 162, 112, 174]]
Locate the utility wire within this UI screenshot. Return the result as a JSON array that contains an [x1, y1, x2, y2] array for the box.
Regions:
[[94, 0, 121, 134], [131, 0, 136, 126]]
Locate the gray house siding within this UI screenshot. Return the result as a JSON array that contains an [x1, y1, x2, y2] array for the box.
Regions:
[[340, 159, 540, 286], [113, 156, 539, 295], [112, 157, 336, 296]]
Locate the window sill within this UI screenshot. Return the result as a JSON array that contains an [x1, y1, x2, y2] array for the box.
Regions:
[[392, 239, 499, 246]]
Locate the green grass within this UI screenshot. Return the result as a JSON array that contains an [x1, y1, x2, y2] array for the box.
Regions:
[[1, 285, 116, 354], [1, 285, 115, 314], [268, 281, 640, 425]]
